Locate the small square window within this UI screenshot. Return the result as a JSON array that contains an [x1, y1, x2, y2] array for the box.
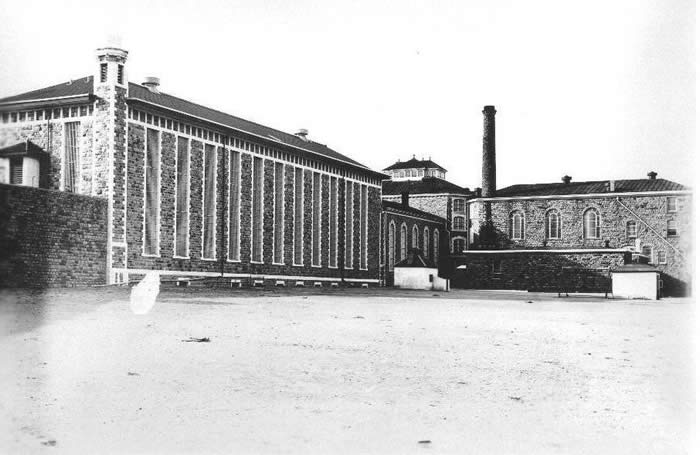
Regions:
[[657, 251, 667, 264], [492, 260, 502, 274], [667, 220, 678, 237]]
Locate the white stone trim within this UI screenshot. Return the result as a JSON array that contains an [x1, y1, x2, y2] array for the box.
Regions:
[[462, 248, 629, 254], [114, 267, 379, 283], [470, 190, 692, 202]]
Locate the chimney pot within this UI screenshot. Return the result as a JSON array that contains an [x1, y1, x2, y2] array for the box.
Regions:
[[142, 76, 160, 93], [561, 175, 572, 184], [295, 128, 309, 141], [647, 171, 657, 180]]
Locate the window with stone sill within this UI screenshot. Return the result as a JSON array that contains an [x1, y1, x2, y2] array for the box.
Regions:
[[583, 208, 601, 239], [667, 197, 678, 213], [667, 220, 678, 237], [509, 211, 524, 240], [453, 198, 465, 213], [546, 209, 561, 239], [626, 220, 637, 239], [453, 216, 466, 231], [657, 250, 667, 264]]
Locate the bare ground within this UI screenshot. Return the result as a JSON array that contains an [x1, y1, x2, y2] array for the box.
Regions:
[[0, 287, 695, 454]]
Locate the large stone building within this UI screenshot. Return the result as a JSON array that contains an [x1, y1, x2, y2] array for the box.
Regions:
[[461, 106, 692, 296], [0, 46, 386, 287]]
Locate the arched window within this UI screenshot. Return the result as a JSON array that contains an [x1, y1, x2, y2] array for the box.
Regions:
[[626, 220, 637, 239], [583, 208, 601, 239], [546, 209, 561, 239], [388, 221, 396, 270], [400, 223, 407, 260], [452, 237, 466, 253], [423, 227, 430, 258], [412, 224, 419, 249], [433, 229, 439, 262], [509, 211, 524, 240], [453, 216, 466, 231]]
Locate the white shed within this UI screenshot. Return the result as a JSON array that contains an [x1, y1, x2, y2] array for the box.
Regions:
[[393, 248, 449, 291], [611, 264, 660, 300]]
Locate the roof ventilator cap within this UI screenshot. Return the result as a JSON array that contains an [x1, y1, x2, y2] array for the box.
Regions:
[[142, 77, 160, 94]]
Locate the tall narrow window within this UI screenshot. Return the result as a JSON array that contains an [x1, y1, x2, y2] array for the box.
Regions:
[[117, 64, 124, 85], [400, 223, 407, 260], [509, 211, 524, 240], [10, 158, 22, 185], [453, 216, 466, 231], [202, 144, 217, 259], [312, 172, 321, 266], [174, 137, 190, 257], [293, 168, 304, 265], [583, 208, 601, 239], [657, 250, 667, 264], [344, 182, 353, 269], [143, 128, 160, 256], [667, 197, 678, 213], [388, 221, 396, 271], [625, 220, 637, 239], [228, 150, 241, 261], [453, 237, 466, 253], [273, 162, 285, 264], [641, 245, 653, 263], [251, 157, 263, 262], [329, 177, 338, 268], [64, 122, 79, 192], [100, 63, 107, 82], [423, 227, 429, 258], [453, 199, 465, 213], [412, 225, 419, 248], [546, 209, 561, 239], [360, 185, 368, 269], [433, 229, 439, 262]]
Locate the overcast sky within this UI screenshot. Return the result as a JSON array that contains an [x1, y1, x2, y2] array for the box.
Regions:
[[0, 0, 694, 188]]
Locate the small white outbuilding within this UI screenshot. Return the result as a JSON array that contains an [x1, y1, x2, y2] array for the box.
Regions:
[[611, 264, 660, 300], [393, 248, 449, 291]]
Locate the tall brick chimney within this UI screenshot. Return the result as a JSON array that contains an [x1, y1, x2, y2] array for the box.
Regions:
[[482, 106, 497, 197]]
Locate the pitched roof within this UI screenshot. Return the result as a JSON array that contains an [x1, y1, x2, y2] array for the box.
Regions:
[[0, 140, 48, 159], [495, 178, 688, 197], [382, 200, 446, 223], [0, 77, 382, 176], [382, 177, 473, 196], [384, 157, 445, 172], [394, 248, 437, 268], [0, 77, 94, 104]]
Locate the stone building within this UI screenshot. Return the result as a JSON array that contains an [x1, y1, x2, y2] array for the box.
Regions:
[[380, 195, 447, 286], [0, 46, 386, 286], [462, 106, 692, 296], [381, 157, 474, 255]]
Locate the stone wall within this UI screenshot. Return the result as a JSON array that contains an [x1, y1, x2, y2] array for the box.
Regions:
[[0, 183, 108, 287], [453, 251, 627, 293], [469, 194, 692, 295], [124, 121, 381, 282]]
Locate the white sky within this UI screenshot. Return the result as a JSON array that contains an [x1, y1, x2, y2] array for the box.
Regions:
[[0, 0, 694, 188]]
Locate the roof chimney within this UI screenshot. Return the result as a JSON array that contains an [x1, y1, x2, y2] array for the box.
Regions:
[[401, 191, 410, 208], [295, 128, 309, 141], [609, 179, 616, 192], [647, 171, 657, 180], [142, 77, 160, 93], [561, 175, 572, 184], [481, 106, 497, 197]]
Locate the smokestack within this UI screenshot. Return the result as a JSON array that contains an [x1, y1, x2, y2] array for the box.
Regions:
[[482, 106, 497, 197]]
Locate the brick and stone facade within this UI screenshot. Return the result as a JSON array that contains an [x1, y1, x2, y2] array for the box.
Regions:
[[0, 183, 108, 287]]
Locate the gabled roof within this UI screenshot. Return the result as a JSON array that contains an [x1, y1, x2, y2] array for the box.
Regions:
[[384, 157, 446, 172], [382, 177, 473, 196], [382, 200, 446, 223], [494, 178, 688, 197], [0, 76, 383, 177], [0, 140, 48, 159], [394, 248, 436, 268]]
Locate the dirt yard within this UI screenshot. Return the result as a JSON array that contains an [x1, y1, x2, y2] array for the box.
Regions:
[[0, 287, 694, 454]]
